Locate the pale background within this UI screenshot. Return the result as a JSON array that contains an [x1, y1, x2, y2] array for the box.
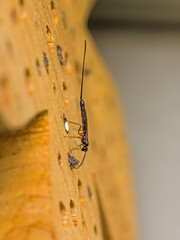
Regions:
[[90, 1, 180, 240]]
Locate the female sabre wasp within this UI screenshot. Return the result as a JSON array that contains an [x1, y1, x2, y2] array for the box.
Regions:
[[65, 40, 89, 169]]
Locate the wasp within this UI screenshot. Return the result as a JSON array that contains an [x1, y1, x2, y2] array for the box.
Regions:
[[64, 40, 89, 169]]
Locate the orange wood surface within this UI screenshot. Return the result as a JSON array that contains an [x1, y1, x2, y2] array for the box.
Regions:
[[0, 0, 137, 239]]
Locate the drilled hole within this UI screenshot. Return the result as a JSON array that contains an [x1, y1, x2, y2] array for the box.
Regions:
[[0, 77, 8, 88], [70, 199, 74, 208], [50, 0, 55, 9], [19, 0, 24, 6], [94, 225, 97, 235], [65, 52, 68, 60], [46, 25, 54, 51], [59, 201, 65, 211], [10, 9, 17, 22], [59, 202, 69, 229], [78, 179, 82, 187], [43, 52, 49, 74], [53, 82, 56, 94], [62, 82, 67, 91], [87, 185, 92, 200], [74, 61, 80, 73], [59, 201, 69, 229], [0, 77, 11, 105], [46, 24, 50, 34], [25, 68, 30, 77], [81, 212, 87, 233], [57, 45, 66, 65], [70, 200, 78, 227], [35, 58, 41, 76], [65, 53, 72, 75], [57, 152, 61, 166], [74, 61, 81, 80], [78, 179, 85, 206], [24, 68, 34, 96]]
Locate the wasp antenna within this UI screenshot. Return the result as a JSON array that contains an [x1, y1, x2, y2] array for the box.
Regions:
[[80, 40, 86, 100]]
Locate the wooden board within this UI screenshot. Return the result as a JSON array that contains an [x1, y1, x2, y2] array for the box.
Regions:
[[0, 0, 137, 239]]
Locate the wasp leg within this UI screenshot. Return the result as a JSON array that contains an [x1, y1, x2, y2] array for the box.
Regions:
[[67, 120, 84, 137], [64, 136, 81, 139], [65, 119, 81, 127], [61, 116, 84, 137], [78, 125, 85, 137], [69, 144, 83, 153], [73, 152, 87, 169], [67, 121, 83, 136]]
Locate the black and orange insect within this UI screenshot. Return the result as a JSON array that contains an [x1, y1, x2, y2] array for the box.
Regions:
[[65, 40, 89, 169]]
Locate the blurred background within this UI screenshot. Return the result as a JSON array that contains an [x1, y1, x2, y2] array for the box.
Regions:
[[89, 1, 180, 240]]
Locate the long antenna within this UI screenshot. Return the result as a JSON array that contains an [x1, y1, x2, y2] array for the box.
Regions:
[[80, 40, 86, 100]]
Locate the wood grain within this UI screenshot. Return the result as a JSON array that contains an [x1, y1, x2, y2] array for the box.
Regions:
[[0, 0, 137, 239]]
